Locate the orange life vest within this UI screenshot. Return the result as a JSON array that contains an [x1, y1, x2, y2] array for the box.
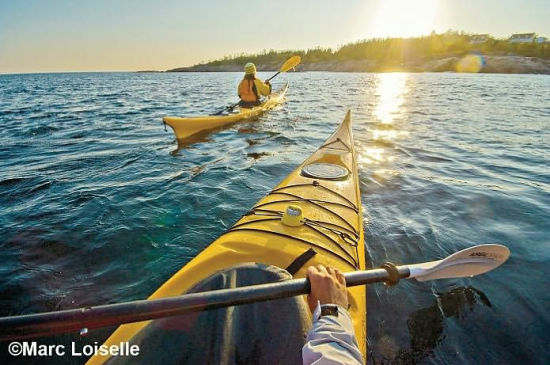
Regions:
[[238, 78, 259, 102]]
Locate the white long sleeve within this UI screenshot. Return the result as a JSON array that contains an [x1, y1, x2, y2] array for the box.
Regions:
[[302, 303, 364, 365]]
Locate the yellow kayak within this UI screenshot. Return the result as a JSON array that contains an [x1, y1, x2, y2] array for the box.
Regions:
[[89, 110, 366, 364], [163, 83, 289, 141]]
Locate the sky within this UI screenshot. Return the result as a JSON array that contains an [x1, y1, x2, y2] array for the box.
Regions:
[[0, 0, 548, 73]]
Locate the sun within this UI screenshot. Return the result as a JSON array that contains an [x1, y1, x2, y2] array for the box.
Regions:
[[369, 0, 438, 38]]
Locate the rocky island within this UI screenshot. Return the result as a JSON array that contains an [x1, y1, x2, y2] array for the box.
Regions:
[[166, 32, 549, 74]]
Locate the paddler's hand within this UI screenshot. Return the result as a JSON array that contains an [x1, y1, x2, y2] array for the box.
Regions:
[[264, 80, 270, 86], [306, 265, 349, 313]]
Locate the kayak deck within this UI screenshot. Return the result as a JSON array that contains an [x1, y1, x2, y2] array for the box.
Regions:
[[89, 110, 366, 364], [163, 82, 289, 141]]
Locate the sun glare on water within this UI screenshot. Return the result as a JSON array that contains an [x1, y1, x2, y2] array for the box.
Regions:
[[358, 73, 409, 171], [374, 73, 408, 125], [369, 0, 438, 38]]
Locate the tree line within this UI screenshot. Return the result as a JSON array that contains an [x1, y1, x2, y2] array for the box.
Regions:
[[197, 31, 549, 69]]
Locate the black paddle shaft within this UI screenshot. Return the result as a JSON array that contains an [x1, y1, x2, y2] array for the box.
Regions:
[[0, 266, 410, 341], [266, 71, 280, 82]]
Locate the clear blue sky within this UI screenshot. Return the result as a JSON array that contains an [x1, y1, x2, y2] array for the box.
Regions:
[[0, 0, 548, 73]]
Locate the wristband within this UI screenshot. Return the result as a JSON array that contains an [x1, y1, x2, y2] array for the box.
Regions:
[[319, 304, 339, 319]]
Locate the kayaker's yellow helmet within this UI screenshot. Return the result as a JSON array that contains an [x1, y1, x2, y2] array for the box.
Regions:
[[244, 62, 256, 75]]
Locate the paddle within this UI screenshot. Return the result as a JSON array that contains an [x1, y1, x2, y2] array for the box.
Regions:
[[213, 55, 301, 115], [0, 244, 509, 341]]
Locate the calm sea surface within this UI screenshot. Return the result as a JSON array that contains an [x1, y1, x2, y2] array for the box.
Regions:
[[0, 72, 548, 364]]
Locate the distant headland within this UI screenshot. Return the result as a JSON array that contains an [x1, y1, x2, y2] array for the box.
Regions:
[[164, 31, 549, 74]]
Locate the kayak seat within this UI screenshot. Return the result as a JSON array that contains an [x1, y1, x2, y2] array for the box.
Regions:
[[238, 100, 261, 108], [106, 263, 311, 365]]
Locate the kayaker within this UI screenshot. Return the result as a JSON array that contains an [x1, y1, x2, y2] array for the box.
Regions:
[[237, 62, 272, 108], [303, 265, 364, 365]]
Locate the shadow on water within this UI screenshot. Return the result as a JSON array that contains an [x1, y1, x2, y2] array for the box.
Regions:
[[0, 229, 83, 316], [247, 152, 271, 160], [369, 286, 492, 365], [237, 127, 258, 134], [168, 132, 215, 156], [168, 123, 265, 156]]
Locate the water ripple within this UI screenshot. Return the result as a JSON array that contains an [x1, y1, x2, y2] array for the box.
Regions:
[[0, 72, 548, 364]]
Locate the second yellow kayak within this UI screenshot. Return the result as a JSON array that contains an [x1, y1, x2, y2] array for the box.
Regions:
[[163, 82, 288, 141]]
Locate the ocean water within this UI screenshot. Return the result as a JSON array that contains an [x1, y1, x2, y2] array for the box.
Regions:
[[0, 71, 548, 364]]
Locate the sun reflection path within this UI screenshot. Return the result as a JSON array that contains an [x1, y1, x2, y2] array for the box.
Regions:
[[373, 73, 408, 125], [358, 73, 410, 183], [360, 147, 395, 165]]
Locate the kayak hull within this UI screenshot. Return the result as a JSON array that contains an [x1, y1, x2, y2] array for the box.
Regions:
[[163, 83, 288, 141], [88, 110, 366, 364]]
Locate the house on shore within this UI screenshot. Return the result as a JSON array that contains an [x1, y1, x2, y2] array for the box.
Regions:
[[470, 34, 489, 44], [535, 36, 548, 44], [509, 33, 536, 43]]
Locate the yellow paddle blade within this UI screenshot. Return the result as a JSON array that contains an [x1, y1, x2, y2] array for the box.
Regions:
[[279, 55, 301, 72]]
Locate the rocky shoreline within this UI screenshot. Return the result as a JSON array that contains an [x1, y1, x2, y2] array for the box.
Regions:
[[166, 56, 550, 74]]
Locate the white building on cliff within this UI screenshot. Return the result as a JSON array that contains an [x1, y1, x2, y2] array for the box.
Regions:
[[509, 33, 536, 43]]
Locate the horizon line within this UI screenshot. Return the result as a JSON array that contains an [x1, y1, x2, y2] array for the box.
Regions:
[[2, 30, 548, 75]]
